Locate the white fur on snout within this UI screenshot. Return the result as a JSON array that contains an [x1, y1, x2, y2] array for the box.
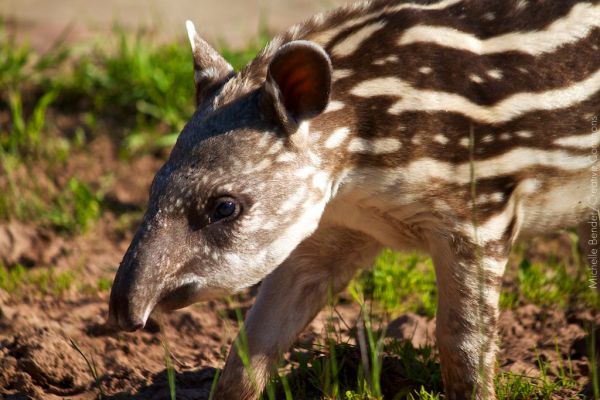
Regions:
[[142, 303, 154, 326]]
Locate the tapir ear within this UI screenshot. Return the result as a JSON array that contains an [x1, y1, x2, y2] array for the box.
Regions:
[[185, 20, 234, 107], [261, 40, 332, 132]]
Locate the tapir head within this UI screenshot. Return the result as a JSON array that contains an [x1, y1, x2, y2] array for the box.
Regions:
[[109, 21, 334, 331]]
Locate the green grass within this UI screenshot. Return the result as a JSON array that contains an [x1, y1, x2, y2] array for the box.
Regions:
[[353, 250, 437, 318], [500, 257, 599, 311], [274, 337, 442, 399], [0, 165, 104, 234], [70, 337, 106, 399], [0, 20, 269, 233], [96, 277, 113, 292], [494, 345, 579, 400], [0, 263, 75, 296], [47, 177, 104, 234]]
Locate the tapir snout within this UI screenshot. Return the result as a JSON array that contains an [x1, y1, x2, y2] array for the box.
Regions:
[[108, 254, 153, 332]]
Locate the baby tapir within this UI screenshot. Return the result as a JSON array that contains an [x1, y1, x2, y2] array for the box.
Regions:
[[109, 0, 600, 398]]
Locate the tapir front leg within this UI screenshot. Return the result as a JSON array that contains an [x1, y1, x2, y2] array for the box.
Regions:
[[215, 226, 381, 400], [431, 231, 510, 400]]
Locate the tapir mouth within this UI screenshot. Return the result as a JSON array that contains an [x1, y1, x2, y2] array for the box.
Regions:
[[109, 281, 228, 332], [108, 285, 197, 332], [157, 282, 204, 311]]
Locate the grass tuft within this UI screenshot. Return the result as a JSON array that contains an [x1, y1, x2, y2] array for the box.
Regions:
[[0, 263, 74, 296], [70, 337, 105, 399], [500, 257, 599, 311], [353, 250, 437, 318]]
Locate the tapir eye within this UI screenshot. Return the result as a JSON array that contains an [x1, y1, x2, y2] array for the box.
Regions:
[[209, 197, 241, 224]]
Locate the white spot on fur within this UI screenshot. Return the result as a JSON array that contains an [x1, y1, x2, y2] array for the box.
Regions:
[[295, 166, 316, 179], [490, 192, 504, 203], [308, 150, 321, 166], [309, 130, 322, 144], [469, 74, 484, 84], [516, 0, 528, 10], [312, 172, 330, 192], [419, 66, 433, 74], [249, 158, 272, 172], [325, 127, 351, 149], [276, 152, 296, 163], [481, 134, 494, 143], [223, 253, 244, 269], [244, 215, 266, 232], [499, 132, 511, 140], [325, 101, 345, 113], [433, 134, 449, 145], [487, 69, 503, 79], [348, 137, 401, 154], [333, 21, 387, 57], [459, 137, 470, 147], [266, 141, 283, 155], [520, 178, 541, 194], [477, 192, 504, 204], [373, 55, 399, 65], [516, 130, 533, 138], [483, 12, 495, 21], [333, 69, 353, 80], [280, 187, 307, 212], [256, 134, 272, 150]]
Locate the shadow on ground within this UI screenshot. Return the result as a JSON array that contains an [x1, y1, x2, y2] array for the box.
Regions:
[[106, 367, 218, 400]]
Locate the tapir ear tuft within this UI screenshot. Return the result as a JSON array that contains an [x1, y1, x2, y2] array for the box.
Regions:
[[262, 40, 332, 132], [185, 20, 234, 107]]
